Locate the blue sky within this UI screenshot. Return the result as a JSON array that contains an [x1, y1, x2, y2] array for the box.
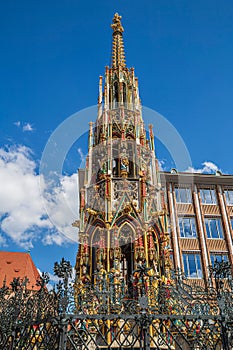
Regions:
[[0, 0, 233, 276]]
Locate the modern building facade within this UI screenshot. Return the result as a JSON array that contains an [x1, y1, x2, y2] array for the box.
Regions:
[[161, 172, 233, 287]]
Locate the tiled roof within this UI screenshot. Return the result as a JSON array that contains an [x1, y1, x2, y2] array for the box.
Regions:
[[0, 251, 41, 290]]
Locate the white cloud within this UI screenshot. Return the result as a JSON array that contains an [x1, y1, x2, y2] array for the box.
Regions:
[[77, 148, 86, 167], [185, 161, 220, 174], [14, 121, 34, 132], [0, 234, 7, 246], [158, 159, 165, 171], [23, 123, 34, 132], [42, 173, 79, 244], [42, 232, 71, 246], [0, 145, 78, 249]]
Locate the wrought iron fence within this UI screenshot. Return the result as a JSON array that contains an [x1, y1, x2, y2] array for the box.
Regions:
[[0, 260, 232, 350]]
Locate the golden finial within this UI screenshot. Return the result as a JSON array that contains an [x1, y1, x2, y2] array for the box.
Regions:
[[111, 13, 126, 68], [111, 13, 124, 33]]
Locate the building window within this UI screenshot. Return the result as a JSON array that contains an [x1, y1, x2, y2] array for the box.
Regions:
[[210, 253, 228, 266], [225, 189, 233, 205], [175, 187, 192, 203], [182, 253, 203, 278], [205, 218, 224, 239], [178, 217, 197, 238], [200, 188, 217, 204], [231, 218, 233, 230]]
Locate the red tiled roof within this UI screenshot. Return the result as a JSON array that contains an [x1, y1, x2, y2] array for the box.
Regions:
[[0, 251, 41, 290]]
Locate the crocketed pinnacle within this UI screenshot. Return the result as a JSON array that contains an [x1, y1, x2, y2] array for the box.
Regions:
[[111, 13, 126, 68]]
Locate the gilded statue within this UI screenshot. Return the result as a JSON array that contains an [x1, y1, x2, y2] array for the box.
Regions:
[[111, 13, 124, 33]]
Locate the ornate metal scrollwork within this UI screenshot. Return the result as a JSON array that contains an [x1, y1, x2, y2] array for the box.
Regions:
[[0, 259, 232, 350]]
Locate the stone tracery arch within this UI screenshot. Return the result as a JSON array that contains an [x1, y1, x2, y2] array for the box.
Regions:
[[90, 226, 107, 279]]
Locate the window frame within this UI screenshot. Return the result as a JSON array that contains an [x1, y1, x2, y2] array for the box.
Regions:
[[175, 187, 192, 204], [182, 252, 203, 279], [200, 188, 217, 205], [230, 218, 233, 230], [204, 217, 224, 239], [178, 217, 197, 238], [224, 189, 233, 205], [210, 253, 228, 267]]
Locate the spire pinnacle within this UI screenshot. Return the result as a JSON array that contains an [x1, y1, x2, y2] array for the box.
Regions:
[[111, 13, 126, 68]]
